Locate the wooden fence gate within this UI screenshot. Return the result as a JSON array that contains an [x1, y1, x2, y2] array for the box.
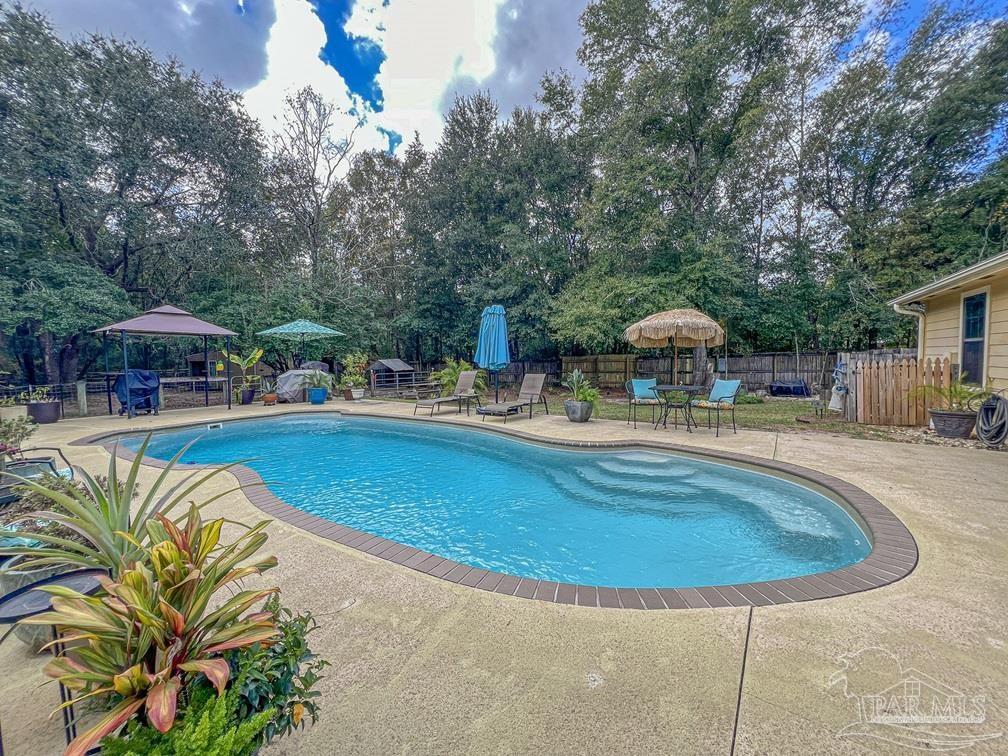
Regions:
[[853, 357, 950, 426]]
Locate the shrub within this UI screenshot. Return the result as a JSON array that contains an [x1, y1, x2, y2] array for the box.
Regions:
[[101, 685, 274, 756], [430, 358, 487, 395], [230, 595, 329, 745]]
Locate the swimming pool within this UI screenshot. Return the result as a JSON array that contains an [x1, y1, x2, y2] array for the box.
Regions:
[[125, 414, 871, 589]]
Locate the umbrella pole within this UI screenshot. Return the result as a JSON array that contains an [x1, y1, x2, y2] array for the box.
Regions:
[[495, 371, 500, 403]]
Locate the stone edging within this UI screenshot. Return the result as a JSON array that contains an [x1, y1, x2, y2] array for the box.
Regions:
[[71, 409, 918, 610]]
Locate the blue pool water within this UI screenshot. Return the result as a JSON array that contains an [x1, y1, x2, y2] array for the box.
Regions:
[[127, 415, 870, 588]]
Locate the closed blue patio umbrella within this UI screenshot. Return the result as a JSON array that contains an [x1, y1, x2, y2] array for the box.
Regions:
[[474, 305, 510, 402]]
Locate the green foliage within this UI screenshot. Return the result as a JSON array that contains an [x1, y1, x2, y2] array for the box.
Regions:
[[22, 503, 279, 753], [19, 386, 51, 402], [910, 373, 991, 411], [305, 370, 333, 390], [0, 433, 254, 573], [101, 685, 274, 756], [338, 352, 369, 389], [430, 358, 487, 395], [564, 369, 601, 409], [222, 348, 264, 384], [230, 595, 329, 745], [0, 415, 36, 453]]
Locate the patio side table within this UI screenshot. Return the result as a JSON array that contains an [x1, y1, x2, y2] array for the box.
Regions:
[[0, 568, 106, 755], [653, 384, 704, 432]]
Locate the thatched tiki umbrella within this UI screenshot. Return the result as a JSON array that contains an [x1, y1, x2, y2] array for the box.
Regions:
[[624, 309, 725, 384]]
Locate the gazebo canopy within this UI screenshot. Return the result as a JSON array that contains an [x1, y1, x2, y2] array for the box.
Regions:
[[93, 305, 236, 337], [256, 319, 344, 340]]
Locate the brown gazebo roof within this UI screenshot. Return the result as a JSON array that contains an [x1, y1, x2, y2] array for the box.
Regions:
[[93, 305, 237, 337]]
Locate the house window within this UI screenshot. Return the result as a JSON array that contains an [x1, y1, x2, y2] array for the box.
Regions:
[[961, 292, 987, 384]]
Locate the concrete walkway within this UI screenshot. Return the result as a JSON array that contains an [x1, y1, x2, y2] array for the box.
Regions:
[[2, 400, 1006, 754]]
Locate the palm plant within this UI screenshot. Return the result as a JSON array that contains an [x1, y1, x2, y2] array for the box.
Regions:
[[0, 433, 257, 574], [23, 503, 279, 755], [431, 358, 487, 395], [910, 372, 991, 411]]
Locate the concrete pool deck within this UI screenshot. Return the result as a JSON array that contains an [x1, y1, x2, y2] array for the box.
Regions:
[[2, 400, 1006, 754]]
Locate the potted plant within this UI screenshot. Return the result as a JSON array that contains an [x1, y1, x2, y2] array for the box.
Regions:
[[0, 395, 27, 421], [20, 386, 60, 424], [261, 378, 278, 406], [0, 415, 36, 475], [305, 370, 332, 404], [339, 352, 369, 400], [563, 369, 600, 423], [912, 373, 991, 438], [223, 348, 264, 405]]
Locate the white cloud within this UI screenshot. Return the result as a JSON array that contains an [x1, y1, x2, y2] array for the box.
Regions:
[[242, 0, 387, 154], [347, 0, 503, 150]]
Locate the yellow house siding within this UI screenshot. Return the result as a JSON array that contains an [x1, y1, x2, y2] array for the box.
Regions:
[[919, 271, 1008, 390], [922, 292, 960, 361], [988, 277, 1008, 384]]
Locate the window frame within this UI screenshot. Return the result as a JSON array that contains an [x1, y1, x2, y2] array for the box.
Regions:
[[958, 286, 990, 385]]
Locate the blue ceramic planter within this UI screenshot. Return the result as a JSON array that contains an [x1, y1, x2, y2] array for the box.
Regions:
[[307, 387, 328, 405]]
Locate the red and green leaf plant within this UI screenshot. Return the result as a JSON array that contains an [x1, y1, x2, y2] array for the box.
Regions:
[[21, 504, 280, 756]]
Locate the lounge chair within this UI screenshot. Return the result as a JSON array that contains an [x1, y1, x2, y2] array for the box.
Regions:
[[1, 446, 74, 505], [476, 373, 549, 423], [414, 370, 481, 416], [625, 378, 660, 429], [691, 379, 742, 436]]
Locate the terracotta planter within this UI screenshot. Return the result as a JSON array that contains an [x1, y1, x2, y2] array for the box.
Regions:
[[929, 409, 976, 439], [564, 399, 594, 423], [26, 400, 60, 424], [342, 388, 354, 401], [262, 393, 278, 406], [0, 557, 73, 651], [0, 405, 27, 422]]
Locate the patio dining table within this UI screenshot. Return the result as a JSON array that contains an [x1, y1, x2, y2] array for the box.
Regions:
[[653, 384, 705, 432]]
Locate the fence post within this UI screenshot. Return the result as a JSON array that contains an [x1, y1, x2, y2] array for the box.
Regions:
[[76, 380, 88, 416]]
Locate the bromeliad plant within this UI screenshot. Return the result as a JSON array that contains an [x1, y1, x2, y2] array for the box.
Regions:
[[564, 369, 601, 409], [23, 503, 280, 756], [0, 433, 256, 574]]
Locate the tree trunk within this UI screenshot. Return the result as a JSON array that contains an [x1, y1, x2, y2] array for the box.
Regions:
[[692, 344, 710, 387], [38, 331, 60, 385]]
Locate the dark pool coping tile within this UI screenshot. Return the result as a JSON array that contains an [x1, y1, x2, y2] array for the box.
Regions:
[[84, 410, 919, 611], [534, 581, 558, 602], [616, 588, 645, 610]]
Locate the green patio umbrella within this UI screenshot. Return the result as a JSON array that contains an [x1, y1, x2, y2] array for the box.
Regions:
[[256, 319, 345, 364]]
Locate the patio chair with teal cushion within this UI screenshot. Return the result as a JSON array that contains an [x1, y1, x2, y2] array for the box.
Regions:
[[626, 378, 660, 429], [692, 379, 742, 437]]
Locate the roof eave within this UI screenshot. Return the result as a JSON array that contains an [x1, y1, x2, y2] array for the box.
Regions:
[[888, 252, 1008, 307]]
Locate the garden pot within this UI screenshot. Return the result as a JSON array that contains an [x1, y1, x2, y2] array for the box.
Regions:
[[0, 556, 73, 651], [929, 409, 976, 439], [26, 400, 60, 424], [351, 388, 365, 400], [0, 405, 27, 421], [307, 387, 328, 405], [240, 388, 256, 405], [262, 393, 278, 406], [342, 388, 355, 401], [564, 399, 594, 423]]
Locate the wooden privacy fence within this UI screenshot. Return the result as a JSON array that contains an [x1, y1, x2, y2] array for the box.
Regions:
[[853, 357, 951, 426], [560, 351, 834, 390]]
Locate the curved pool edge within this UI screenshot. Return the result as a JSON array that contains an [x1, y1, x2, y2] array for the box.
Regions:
[[70, 410, 919, 610]]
